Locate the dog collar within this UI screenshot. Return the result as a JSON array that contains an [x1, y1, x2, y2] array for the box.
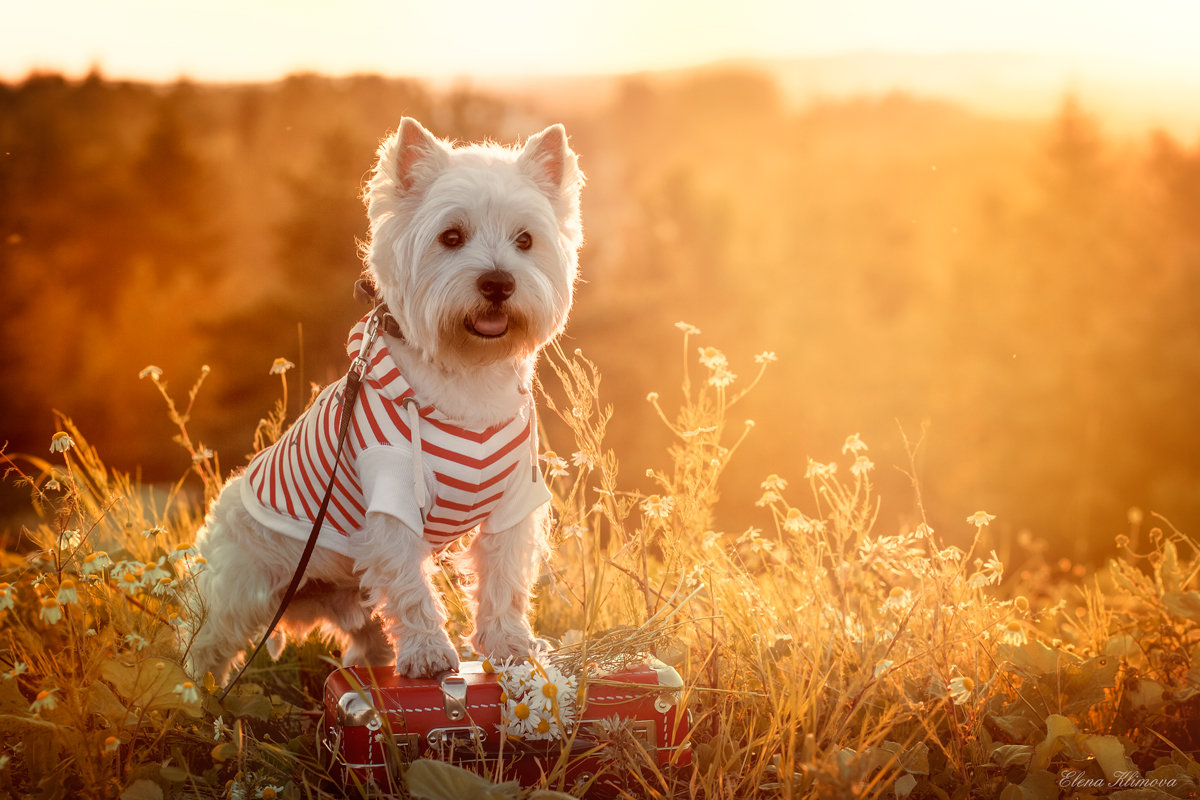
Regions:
[[354, 278, 404, 339]]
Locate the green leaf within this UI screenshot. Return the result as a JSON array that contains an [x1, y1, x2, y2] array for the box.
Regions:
[[1082, 735, 1136, 781], [990, 744, 1034, 769], [894, 773, 917, 798], [1162, 591, 1200, 621], [406, 758, 521, 800], [999, 770, 1059, 800], [1000, 640, 1077, 676], [1059, 656, 1120, 716], [1126, 678, 1166, 710], [158, 765, 190, 782], [220, 691, 274, 721], [100, 657, 201, 718], [1160, 541, 1182, 593], [120, 779, 164, 800], [88, 680, 134, 727], [987, 713, 1040, 741], [1032, 715, 1078, 771]]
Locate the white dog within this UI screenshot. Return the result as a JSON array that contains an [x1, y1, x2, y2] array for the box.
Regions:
[[187, 118, 583, 680]]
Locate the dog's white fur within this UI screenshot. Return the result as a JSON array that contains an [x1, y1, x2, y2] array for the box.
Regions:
[[186, 118, 583, 680]]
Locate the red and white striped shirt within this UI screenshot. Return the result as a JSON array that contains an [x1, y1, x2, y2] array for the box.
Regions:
[[240, 315, 550, 555]]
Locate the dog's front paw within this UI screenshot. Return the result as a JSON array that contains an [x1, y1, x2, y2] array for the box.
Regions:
[[473, 626, 545, 663], [394, 632, 460, 678]]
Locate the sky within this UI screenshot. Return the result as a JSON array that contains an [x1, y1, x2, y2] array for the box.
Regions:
[[4, 0, 1200, 84]]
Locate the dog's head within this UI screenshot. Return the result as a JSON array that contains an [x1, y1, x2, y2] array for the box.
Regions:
[[362, 118, 583, 367]]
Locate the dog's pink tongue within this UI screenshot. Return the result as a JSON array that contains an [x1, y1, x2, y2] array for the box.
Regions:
[[471, 311, 509, 336]]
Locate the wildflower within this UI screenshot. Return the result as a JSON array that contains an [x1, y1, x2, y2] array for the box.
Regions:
[[697, 346, 728, 371], [55, 578, 79, 606], [936, 545, 964, 563], [882, 586, 913, 614], [757, 474, 786, 506], [141, 526, 167, 541], [124, 633, 149, 651], [49, 431, 75, 453], [842, 433, 869, 455], [674, 321, 701, 335], [192, 447, 214, 464], [646, 391, 659, 403], [1000, 620, 1028, 646], [948, 676, 975, 704], [142, 559, 171, 585], [1013, 595, 1030, 614], [45, 478, 62, 491], [39, 596, 63, 624], [754, 351, 778, 364], [850, 456, 875, 477], [103, 736, 120, 753], [31, 690, 58, 714], [756, 489, 781, 507], [175, 681, 201, 704], [0, 582, 13, 612], [805, 459, 838, 480], [259, 787, 283, 800], [783, 508, 806, 534], [707, 366, 737, 389], [641, 495, 674, 520], [269, 357, 294, 375], [967, 510, 996, 528], [59, 529, 82, 550], [138, 365, 164, 381], [761, 474, 788, 493], [82, 551, 113, 575], [3, 662, 28, 680], [168, 545, 198, 563], [540, 451, 569, 478], [874, 660, 894, 678], [570, 450, 596, 470]]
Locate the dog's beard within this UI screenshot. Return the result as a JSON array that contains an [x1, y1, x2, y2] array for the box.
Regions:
[[439, 303, 537, 365]]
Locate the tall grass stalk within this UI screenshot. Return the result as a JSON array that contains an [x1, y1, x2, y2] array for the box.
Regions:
[[1, 326, 1198, 798]]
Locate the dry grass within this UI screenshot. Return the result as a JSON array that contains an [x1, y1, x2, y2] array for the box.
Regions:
[[2, 324, 1199, 799]]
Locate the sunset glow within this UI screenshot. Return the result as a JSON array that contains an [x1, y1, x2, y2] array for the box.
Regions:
[[5, 0, 1200, 83]]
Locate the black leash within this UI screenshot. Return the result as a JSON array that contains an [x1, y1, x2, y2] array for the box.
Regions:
[[216, 307, 383, 702]]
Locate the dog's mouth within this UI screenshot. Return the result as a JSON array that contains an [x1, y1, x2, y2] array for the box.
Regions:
[[465, 308, 509, 338]]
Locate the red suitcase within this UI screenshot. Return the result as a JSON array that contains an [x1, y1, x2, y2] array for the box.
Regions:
[[319, 655, 692, 796]]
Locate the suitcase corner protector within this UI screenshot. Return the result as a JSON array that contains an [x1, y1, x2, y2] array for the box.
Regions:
[[336, 690, 382, 729]]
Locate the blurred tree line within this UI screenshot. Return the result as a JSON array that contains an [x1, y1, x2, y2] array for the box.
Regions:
[[2, 68, 1198, 559]]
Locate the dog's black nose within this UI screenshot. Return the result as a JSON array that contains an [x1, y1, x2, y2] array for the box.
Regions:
[[477, 270, 516, 304]]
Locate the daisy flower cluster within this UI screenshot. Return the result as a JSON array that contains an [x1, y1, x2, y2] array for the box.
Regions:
[[493, 657, 579, 742]]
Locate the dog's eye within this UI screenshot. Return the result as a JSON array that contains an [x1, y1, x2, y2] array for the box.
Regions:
[[439, 228, 465, 249], [514, 231, 533, 251]]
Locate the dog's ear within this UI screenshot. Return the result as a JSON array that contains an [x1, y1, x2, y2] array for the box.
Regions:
[[518, 124, 581, 199], [382, 117, 448, 194]]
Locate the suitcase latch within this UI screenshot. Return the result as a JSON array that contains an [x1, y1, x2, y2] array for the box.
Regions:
[[439, 673, 468, 721]]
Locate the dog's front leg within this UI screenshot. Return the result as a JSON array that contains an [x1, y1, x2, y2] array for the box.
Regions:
[[466, 511, 546, 661], [350, 512, 458, 677]]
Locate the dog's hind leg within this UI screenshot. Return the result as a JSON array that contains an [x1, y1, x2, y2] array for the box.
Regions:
[[342, 615, 393, 667], [185, 477, 303, 682]]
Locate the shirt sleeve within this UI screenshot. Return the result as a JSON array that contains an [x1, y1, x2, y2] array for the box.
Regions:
[[482, 448, 553, 533], [357, 444, 425, 533]]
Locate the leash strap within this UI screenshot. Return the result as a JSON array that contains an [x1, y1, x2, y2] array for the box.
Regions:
[[217, 309, 382, 702]]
